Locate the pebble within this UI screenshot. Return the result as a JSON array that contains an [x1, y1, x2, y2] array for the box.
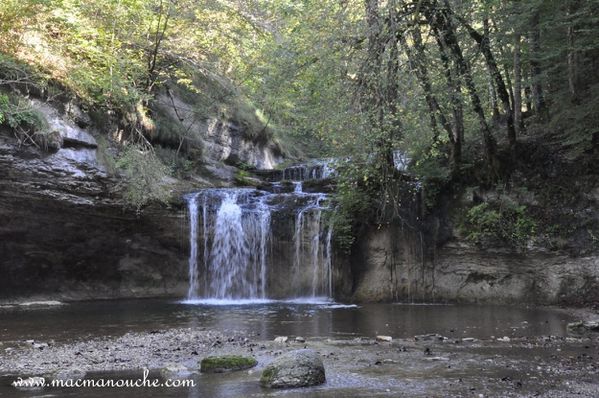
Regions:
[[426, 356, 450, 361]]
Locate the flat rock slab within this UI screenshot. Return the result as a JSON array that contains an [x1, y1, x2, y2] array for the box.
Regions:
[[260, 349, 325, 389], [200, 355, 257, 373]]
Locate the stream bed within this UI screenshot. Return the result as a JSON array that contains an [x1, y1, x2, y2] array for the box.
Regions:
[[0, 300, 598, 397]]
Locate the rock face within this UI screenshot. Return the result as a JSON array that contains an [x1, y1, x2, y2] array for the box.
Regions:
[[0, 88, 290, 302], [260, 349, 326, 389], [0, 132, 189, 300], [351, 224, 599, 305], [154, 90, 283, 171], [0, 96, 194, 301]]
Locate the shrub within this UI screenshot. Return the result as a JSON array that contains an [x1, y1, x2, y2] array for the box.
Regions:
[[115, 145, 171, 212], [462, 201, 537, 248], [0, 93, 47, 131]]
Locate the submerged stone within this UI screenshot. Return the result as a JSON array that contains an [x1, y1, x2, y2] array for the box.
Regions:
[[200, 355, 257, 373], [160, 364, 192, 379], [567, 320, 599, 332], [260, 349, 325, 389], [53, 368, 86, 382]]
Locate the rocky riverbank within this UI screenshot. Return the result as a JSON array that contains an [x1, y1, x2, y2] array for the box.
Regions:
[[1, 324, 598, 397]]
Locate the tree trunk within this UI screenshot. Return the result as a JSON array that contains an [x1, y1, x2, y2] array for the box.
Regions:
[[435, 34, 464, 173], [363, 0, 397, 169], [426, 1, 497, 172], [484, 19, 500, 120], [363, 0, 383, 124], [567, 3, 578, 102], [514, 33, 522, 136], [529, 10, 545, 113], [405, 27, 460, 174], [454, 12, 515, 151], [146, 0, 170, 93]]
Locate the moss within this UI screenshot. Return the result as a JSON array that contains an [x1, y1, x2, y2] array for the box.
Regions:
[[260, 366, 275, 385], [200, 355, 257, 373], [234, 169, 259, 187]]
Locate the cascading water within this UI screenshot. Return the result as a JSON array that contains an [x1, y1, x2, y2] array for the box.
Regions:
[[186, 192, 200, 299], [185, 165, 334, 302], [208, 193, 250, 298]]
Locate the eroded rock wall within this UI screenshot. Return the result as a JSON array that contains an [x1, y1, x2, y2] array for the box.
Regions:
[[350, 224, 599, 305], [0, 132, 189, 301]]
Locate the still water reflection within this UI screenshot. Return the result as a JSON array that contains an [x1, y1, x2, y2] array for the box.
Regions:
[[0, 299, 573, 343]]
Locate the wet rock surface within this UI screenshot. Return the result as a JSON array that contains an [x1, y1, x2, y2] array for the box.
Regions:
[[260, 349, 326, 388]]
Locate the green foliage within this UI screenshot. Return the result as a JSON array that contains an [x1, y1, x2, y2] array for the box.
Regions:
[[0, 93, 47, 131], [328, 160, 378, 252], [0, 94, 7, 125], [461, 201, 537, 248], [2, 0, 598, 234], [95, 135, 118, 176], [115, 145, 171, 211], [233, 169, 257, 186], [154, 145, 194, 176], [0, 0, 47, 52], [410, 156, 451, 210]]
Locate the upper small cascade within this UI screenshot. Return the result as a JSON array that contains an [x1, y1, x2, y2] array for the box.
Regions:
[[254, 159, 337, 183]]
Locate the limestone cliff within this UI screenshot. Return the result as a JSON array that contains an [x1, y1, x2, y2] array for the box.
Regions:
[[0, 77, 284, 301], [348, 142, 599, 305]]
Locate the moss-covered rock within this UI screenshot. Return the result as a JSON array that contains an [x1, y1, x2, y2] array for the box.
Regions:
[[260, 349, 325, 389], [199, 355, 257, 373]]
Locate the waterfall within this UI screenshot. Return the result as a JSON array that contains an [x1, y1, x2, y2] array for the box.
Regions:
[[185, 158, 337, 302], [325, 226, 333, 297], [293, 181, 303, 193], [257, 196, 271, 298], [208, 193, 250, 298], [186, 192, 200, 299], [291, 193, 332, 298], [310, 209, 322, 297]]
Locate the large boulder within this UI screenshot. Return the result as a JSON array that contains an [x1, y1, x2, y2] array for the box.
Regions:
[[260, 349, 325, 389]]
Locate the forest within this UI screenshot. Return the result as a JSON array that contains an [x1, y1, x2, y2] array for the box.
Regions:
[[2, 0, 599, 244]]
